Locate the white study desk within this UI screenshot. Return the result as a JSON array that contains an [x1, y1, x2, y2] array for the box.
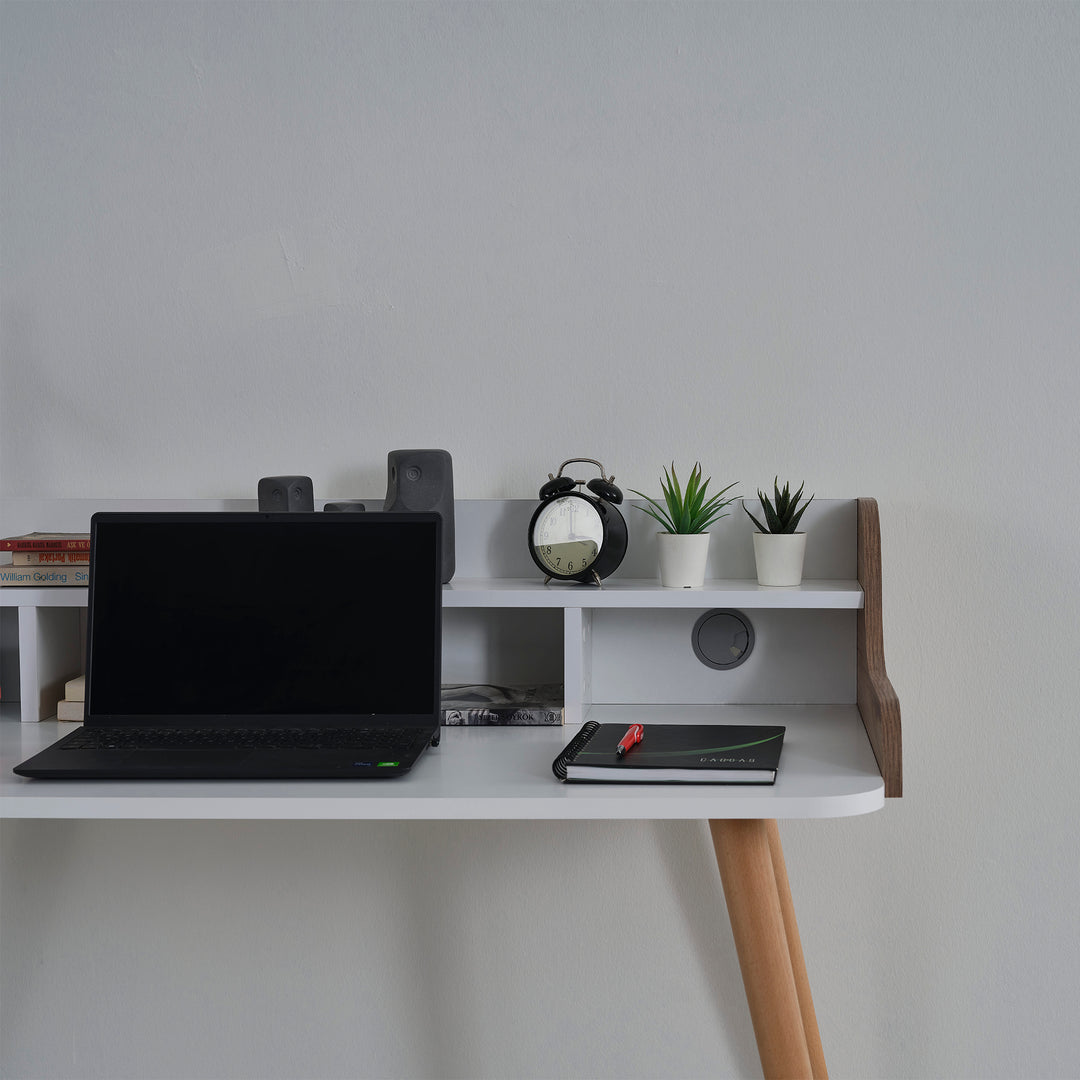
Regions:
[[2, 706, 880, 1080], [0, 497, 900, 1078], [1, 707, 880, 1079]]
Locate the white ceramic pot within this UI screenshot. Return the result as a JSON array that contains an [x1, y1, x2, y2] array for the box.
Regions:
[[752, 532, 807, 587], [657, 532, 711, 588]]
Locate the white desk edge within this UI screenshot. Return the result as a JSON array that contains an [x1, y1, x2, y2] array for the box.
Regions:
[[1, 704, 884, 820]]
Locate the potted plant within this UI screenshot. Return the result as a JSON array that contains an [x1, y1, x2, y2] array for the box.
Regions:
[[630, 463, 739, 588], [743, 478, 814, 586]]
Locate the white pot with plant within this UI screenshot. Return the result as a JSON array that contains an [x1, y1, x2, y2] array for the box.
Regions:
[[631, 463, 739, 588], [744, 478, 814, 587]]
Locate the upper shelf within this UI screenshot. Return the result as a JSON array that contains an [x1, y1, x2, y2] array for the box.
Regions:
[[1, 587, 88, 608], [444, 578, 863, 608], [2, 579, 863, 610]]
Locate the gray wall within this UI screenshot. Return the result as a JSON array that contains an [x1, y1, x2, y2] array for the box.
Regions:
[[2, 4, 1078, 1078]]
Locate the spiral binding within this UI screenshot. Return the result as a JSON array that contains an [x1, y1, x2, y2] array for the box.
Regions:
[[551, 720, 601, 780]]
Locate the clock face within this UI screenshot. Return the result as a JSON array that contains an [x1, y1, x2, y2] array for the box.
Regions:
[[531, 495, 603, 577]]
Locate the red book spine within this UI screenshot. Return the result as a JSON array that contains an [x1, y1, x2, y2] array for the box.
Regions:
[[12, 551, 91, 565], [0, 535, 91, 552]]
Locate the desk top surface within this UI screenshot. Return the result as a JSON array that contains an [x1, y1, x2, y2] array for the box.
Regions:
[[1, 705, 884, 820]]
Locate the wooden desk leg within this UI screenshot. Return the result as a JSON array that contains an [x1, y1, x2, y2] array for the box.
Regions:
[[765, 820, 827, 1080], [709, 819, 825, 1080]]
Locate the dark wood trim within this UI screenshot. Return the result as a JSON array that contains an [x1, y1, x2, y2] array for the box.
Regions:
[[856, 498, 902, 797]]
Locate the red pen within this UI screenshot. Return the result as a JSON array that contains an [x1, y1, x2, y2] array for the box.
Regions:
[[616, 724, 645, 757]]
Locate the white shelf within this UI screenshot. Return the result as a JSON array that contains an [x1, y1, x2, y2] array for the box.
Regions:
[[0, 587, 88, 607], [0, 705, 884, 820], [443, 578, 863, 608], [2, 580, 863, 610]]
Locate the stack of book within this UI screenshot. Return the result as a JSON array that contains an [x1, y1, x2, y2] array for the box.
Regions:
[[56, 674, 85, 723], [0, 533, 91, 587]]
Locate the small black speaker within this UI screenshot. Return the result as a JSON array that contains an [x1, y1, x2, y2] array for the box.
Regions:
[[383, 449, 455, 583], [258, 475, 314, 512], [322, 501, 367, 512]]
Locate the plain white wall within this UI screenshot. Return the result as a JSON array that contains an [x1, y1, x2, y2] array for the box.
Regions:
[[2, 3, 1078, 1078]]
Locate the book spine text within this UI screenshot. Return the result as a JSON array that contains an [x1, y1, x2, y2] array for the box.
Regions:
[[0, 565, 90, 586]]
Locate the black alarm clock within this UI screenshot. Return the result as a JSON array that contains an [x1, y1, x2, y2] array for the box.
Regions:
[[528, 459, 628, 585]]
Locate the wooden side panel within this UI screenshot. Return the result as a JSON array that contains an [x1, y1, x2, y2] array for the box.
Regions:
[[856, 499, 902, 796]]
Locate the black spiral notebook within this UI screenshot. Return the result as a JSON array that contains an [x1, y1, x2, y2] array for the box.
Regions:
[[552, 721, 785, 784]]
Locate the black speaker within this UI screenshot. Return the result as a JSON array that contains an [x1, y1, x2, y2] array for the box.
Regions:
[[258, 475, 314, 512], [383, 449, 455, 583], [322, 501, 367, 512]]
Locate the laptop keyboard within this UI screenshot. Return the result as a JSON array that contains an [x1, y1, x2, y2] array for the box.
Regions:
[[64, 728, 422, 752]]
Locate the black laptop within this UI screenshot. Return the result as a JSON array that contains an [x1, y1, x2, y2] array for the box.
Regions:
[[14, 511, 443, 779]]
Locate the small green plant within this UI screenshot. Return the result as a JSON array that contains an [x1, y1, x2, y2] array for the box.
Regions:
[[630, 462, 739, 535], [744, 478, 814, 534]]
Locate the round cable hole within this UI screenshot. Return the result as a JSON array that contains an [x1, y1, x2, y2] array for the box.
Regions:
[[691, 609, 755, 670]]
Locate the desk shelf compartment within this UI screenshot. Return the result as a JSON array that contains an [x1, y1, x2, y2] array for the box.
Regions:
[[441, 607, 564, 695], [0, 595, 86, 724], [585, 607, 857, 708]]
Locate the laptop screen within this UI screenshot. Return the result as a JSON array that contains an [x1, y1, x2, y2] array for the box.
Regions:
[[85, 512, 442, 726]]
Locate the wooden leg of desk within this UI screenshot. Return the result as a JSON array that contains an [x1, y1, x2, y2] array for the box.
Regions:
[[709, 818, 817, 1080], [766, 820, 828, 1080]]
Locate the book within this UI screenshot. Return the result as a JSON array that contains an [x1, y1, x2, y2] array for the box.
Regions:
[[11, 550, 90, 565], [56, 699, 85, 722], [552, 721, 785, 783], [0, 564, 90, 587], [66, 675, 86, 702], [0, 532, 90, 552], [441, 684, 563, 726]]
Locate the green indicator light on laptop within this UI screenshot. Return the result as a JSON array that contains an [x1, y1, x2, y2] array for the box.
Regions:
[[377, 761, 400, 767]]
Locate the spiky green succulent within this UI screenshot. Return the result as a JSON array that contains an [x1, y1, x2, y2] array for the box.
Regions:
[[630, 462, 739, 535], [744, 478, 814, 534]]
